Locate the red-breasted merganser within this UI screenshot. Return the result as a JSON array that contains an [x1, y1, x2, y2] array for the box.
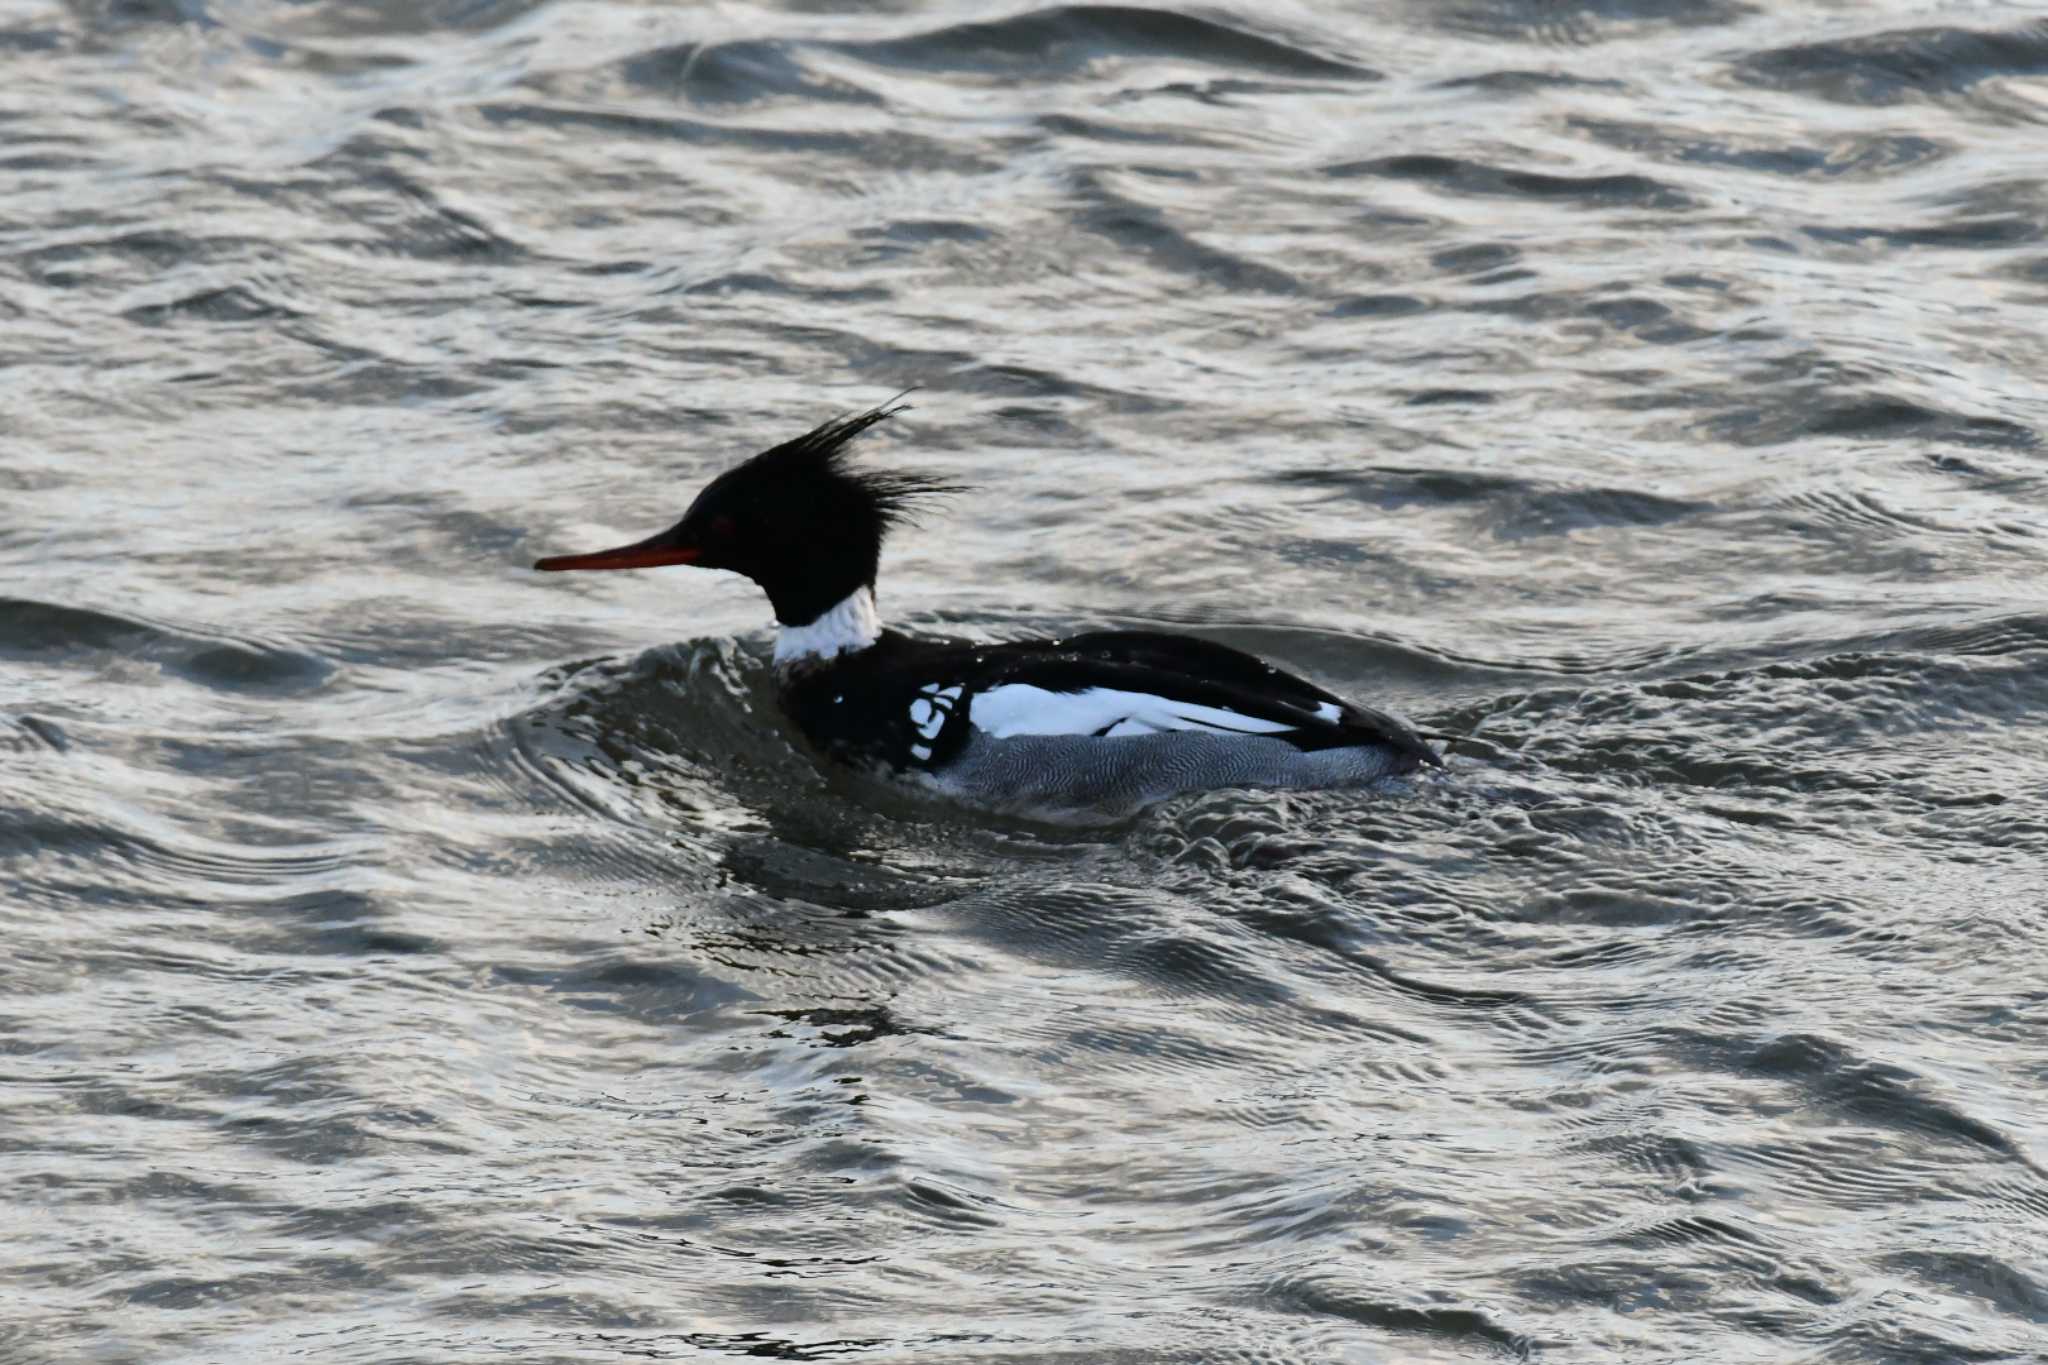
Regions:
[[535, 403, 1440, 817]]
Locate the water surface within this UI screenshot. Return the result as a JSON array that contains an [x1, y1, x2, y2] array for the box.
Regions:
[[5, 1, 2048, 1360]]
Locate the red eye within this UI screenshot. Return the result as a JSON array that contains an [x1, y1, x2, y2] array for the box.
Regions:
[[710, 515, 738, 541]]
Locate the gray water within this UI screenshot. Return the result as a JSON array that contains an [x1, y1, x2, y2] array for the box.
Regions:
[[6, 1, 2048, 1360]]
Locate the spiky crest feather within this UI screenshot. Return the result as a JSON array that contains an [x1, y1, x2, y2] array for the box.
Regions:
[[743, 399, 962, 535]]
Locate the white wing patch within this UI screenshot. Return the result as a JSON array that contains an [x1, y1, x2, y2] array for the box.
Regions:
[[968, 684, 1308, 740], [907, 682, 964, 746]]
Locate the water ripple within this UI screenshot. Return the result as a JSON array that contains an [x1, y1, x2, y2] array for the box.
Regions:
[[6, 0, 2048, 1360]]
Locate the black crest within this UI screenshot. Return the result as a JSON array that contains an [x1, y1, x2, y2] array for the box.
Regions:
[[740, 399, 961, 533], [671, 398, 962, 625]]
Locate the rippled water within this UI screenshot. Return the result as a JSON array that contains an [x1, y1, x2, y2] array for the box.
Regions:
[[7, 1, 2048, 1360]]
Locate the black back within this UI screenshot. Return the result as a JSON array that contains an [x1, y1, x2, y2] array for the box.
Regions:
[[780, 628, 1440, 775]]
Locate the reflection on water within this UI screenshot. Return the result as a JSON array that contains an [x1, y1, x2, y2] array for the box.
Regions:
[[5, 1, 2048, 1360]]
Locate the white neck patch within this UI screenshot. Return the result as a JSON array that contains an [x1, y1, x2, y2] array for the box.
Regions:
[[774, 586, 881, 669]]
